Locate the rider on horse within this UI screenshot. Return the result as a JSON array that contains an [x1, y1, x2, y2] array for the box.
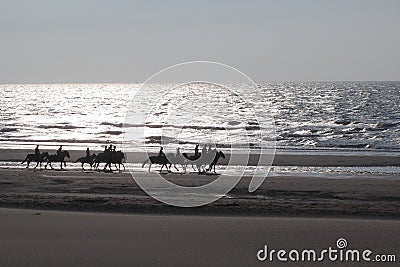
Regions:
[[34, 145, 40, 157], [159, 147, 165, 157], [56, 145, 63, 156]]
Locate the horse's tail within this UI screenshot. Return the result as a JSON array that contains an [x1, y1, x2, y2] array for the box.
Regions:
[[142, 158, 150, 168]]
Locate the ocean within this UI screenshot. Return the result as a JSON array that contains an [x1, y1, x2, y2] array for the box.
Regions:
[[1, 82, 400, 154]]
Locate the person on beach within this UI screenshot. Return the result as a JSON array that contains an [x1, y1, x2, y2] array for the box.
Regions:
[[108, 144, 113, 151], [86, 148, 90, 158], [194, 144, 199, 156], [104, 146, 108, 152], [56, 145, 63, 156], [201, 144, 208, 160], [34, 145, 40, 157], [158, 147, 165, 157], [176, 147, 182, 159]]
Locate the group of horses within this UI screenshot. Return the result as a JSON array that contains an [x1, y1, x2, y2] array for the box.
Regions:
[[22, 149, 125, 172], [142, 150, 225, 174], [22, 147, 226, 174]]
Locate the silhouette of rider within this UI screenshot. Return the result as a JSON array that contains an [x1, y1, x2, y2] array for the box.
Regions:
[[57, 145, 63, 156], [176, 147, 181, 159], [112, 146, 117, 155], [104, 146, 108, 152], [34, 145, 40, 156], [194, 144, 199, 156], [86, 148, 90, 158], [108, 144, 113, 151], [201, 144, 207, 157], [158, 147, 165, 157]]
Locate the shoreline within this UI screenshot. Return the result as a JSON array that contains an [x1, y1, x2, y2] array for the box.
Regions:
[[1, 148, 400, 167]]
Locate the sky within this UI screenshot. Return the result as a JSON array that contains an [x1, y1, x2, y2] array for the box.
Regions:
[[1, 0, 399, 83]]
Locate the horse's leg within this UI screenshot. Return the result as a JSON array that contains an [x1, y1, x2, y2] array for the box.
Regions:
[[121, 163, 126, 171], [33, 161, 40, 170], [148, 162, 151, 172], [60, 161, 63, 170], [26, 160, 31, 168], [81, 163, 85, 171], [182, 164, 187, 173], [174, 164, 179, 171]]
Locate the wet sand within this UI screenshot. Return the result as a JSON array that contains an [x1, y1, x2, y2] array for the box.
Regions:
[[0, 208, 398, 266], [0, 168, 399, 218]]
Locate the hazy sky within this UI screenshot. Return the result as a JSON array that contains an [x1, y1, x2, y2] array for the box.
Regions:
[[1, 0, 399, 83]]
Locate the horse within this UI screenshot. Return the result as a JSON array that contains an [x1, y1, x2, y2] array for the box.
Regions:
[[94, 151, 125, 172], [182, 153, 201, 172], [74, 154, 97, 171], [142, 155, 171, 172], [183, 150, 224, 173], [45, 151, 70, 170], [207, 151, 226, 173], [165, 153, 187, 173], [21, 152, 49, 170]]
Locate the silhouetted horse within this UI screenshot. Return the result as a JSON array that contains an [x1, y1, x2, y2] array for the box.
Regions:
[[182, 153, 201, 171], [207, 151, 225, 173], [165, 153, 188, 173], [142, 155, 171, 172], [94, 151, 125, 172], [75, 154, 97, 171], [45, 151, 70, 170], [21, 152, 49, 170]]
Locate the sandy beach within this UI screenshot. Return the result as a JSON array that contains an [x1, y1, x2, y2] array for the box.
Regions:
[[0, 208, 398, 266], [0, 165, 399, 218]]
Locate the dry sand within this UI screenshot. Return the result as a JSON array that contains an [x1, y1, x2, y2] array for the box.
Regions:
[[0, 208, 398, 266]]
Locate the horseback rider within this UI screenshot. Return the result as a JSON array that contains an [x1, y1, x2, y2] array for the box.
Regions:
[[34, 145, 40, 157], [56, 145, 63, 156], [201, 144, 208, 159], [194, 144, 199, 156], [176, 147, 182, 160], [158, 147, 165, 157], [108, 144, 113, 152], [86, 148, 90, 158]]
